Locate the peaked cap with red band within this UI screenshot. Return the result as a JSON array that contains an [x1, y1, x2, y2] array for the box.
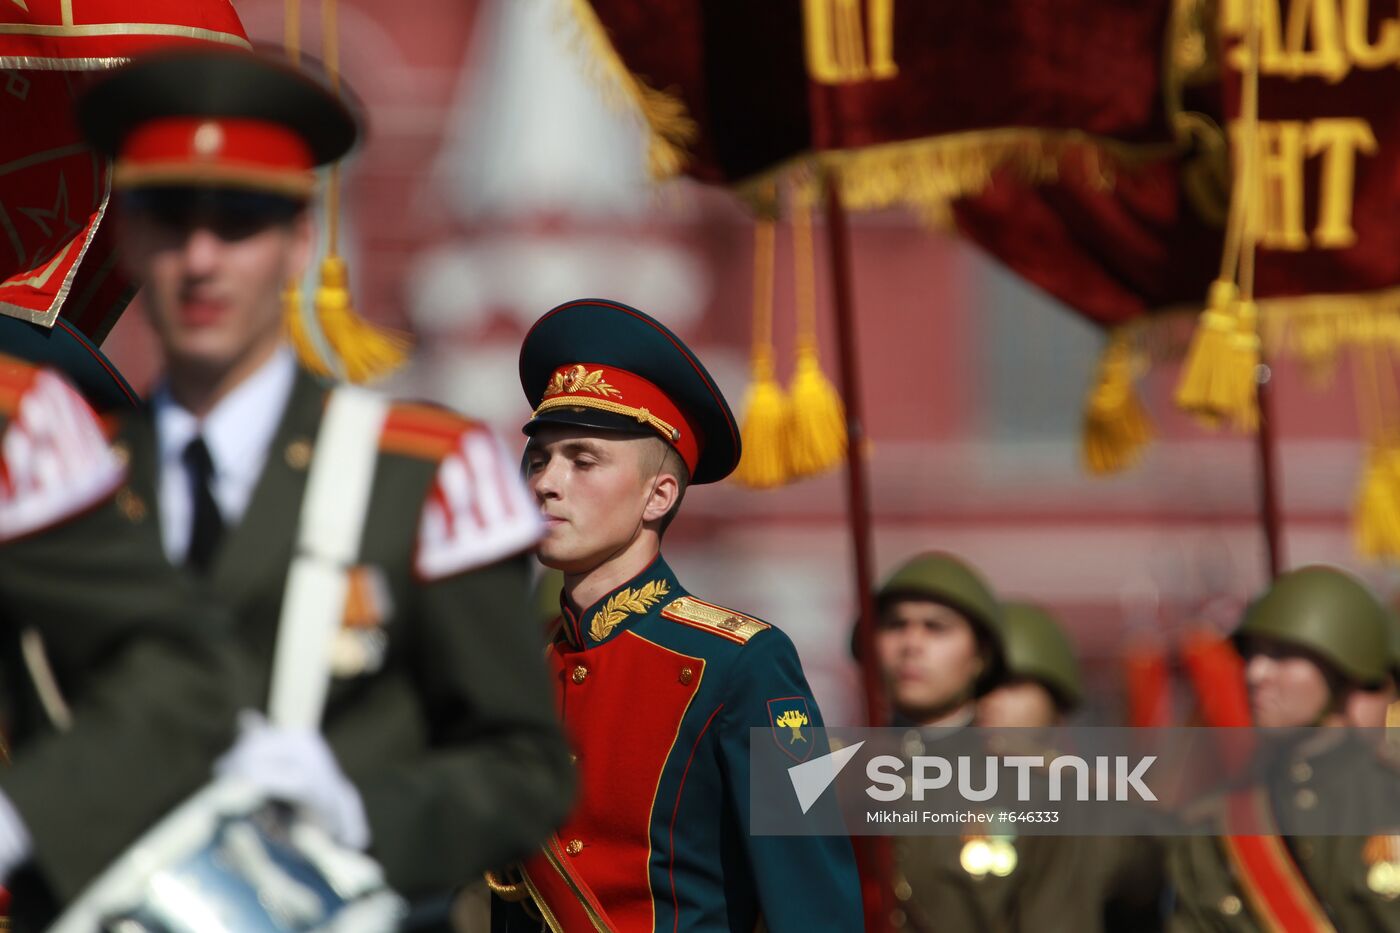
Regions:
[[76, 47, 360, 198], [520, 299, 741, 485]]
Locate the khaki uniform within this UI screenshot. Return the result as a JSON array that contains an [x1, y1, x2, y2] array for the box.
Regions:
[[1169, 739, 1400, 932]]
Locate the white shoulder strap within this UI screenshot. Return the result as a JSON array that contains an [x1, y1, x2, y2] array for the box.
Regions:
[[267, 385, 389, 730]]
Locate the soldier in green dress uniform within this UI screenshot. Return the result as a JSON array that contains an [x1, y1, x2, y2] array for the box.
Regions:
[[0, 343, 250, 929], [71, 46, 575, 924]]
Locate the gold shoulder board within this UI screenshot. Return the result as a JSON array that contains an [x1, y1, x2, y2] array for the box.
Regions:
[[661, 595, 770, 644]]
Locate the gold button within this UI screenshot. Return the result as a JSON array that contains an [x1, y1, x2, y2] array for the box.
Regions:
[[116, 488, 146, 522], [890, 908, 907, 928], [1291, 761, 1313, 783], [571, 665, 589, 685], [285, 439, 313, 470], [565, 839, 584, 856], [109, 442, 129, 467], [569, 752, 578, 765], [679, 667, 694, 685], [1295, 788, 1318, 811], [1219, 895, 1242, 916], [893, 878, 912, 902]]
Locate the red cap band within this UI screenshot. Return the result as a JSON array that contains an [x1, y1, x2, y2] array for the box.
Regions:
[[115, 117, 314, 193], [534, 363, 701, 475]]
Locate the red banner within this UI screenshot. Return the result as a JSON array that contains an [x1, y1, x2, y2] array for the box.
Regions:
[[0, 0, 248, 342]]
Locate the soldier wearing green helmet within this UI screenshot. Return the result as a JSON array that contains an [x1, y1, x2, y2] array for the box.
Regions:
[[869, 552, 1005, 729], [1169, 566, 1400, 929], [978, 602, 1083, 728], [872, 556, 1166, 932], [1232, 565, 1391, 728]]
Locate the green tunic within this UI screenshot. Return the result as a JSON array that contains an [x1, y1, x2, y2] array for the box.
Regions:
[[114, 367, 574, 900], [1168, 737, 1400, 932], [0, 358, 251, 928]]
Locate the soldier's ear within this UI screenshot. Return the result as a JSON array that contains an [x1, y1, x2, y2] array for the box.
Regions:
[[642, 471, 681, 526]]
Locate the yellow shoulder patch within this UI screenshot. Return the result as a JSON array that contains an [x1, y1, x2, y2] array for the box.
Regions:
[[661, 595, 770, 645]]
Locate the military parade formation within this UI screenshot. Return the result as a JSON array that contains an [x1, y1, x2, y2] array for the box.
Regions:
[[2, 24, 1400, 933]]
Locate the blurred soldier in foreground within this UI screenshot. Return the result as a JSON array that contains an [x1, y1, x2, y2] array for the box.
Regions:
[[490, 299, 861, 932], [0, 346, 249, 929], [1169, 566, 1400, 930], [73, 46, 573, 924], [871, 556, 1164, 932]]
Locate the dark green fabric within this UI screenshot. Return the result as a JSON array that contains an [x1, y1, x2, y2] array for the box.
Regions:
[[0, 445, 250, 928], [116, 367, 574, 898], [1168, 738, 1400, 932]]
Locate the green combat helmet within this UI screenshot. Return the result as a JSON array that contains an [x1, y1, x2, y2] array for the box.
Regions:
[[1233, 565, 1391, 688], [1385, 607, 1400, 684], [864, 552, 1007, 690], [999, 602, 1083, 712]]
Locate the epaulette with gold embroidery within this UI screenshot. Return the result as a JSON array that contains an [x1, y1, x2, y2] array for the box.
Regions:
[[380, 402, 480, 460], [661, 595, 770, 645]]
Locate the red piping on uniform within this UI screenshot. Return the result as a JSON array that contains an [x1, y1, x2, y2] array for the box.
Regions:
[[668, 702, 724, 933], [56, 318, 139, 405]]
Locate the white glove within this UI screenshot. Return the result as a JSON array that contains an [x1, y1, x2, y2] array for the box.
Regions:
[[0, 789, 31, 881], [214, 710, 370, 851]]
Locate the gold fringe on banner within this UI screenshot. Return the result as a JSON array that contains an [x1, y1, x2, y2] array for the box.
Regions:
[[559, 0, 698, 179], [814, 130, 1172, 217], [732, 212, 792, 489], [1260, 287, 1400, 388], [785, 188, 846, 478], [1082, 329, 1154, 474], [1353, 342, 1400, 562], [1354, 443, 1400, 561]]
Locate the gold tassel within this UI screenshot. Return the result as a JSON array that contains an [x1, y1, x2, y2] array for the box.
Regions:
[[733, 351, 792, 489], [314, 256, 412, 384], [732, 212, 792, 489], [1082, 330, 1153, 474], [1354, 444, 1400, 561], [1175, 280, 1258, 431], [784, 191, 846, 478], [283, 280, 332, 375], [787, 346, 846, 477]]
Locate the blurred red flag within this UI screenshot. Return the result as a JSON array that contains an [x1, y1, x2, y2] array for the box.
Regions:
[[0, 0, 248, 344]]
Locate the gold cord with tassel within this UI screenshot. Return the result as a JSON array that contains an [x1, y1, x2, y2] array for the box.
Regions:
[[279, 0, 332, 372], [785, 187, 847, 478], [732, 210, 791, 489], [1174, 0, 1261, 432], [311, 0, 412, 383], [1082, 328, 1154, 474]]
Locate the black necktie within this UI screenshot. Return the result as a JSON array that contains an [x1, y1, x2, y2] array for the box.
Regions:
[[183, 435, 224, 572]]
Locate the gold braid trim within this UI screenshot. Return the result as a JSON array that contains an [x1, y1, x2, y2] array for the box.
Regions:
[[484, 868, 531, 903], [534, 395, 681, 442], [557, 0, 698, 179]]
